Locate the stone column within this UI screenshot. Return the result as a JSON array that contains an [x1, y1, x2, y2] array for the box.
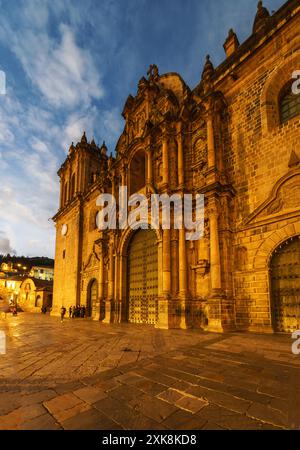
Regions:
[[206, 202, 224, 332], [146, 148, 153, 186], [121, 164, 126, 187], [59, 177, 64, 209], [111, 171, 116, 198], [157, 240, 163, 297], [114, 254, 119, 322], [162, 131, 169, 187], [93, 240, 104, 321], [178, 228, 188, 297], [119, 255, 127, 322], [209, 209, 221, 292], [207, 111, 216, 169], [178, 227, 189, 329], [162, 229, 171, 295], [156, 230, 171, 329], [103, 238, 114, 323], [171, 231, 178, 295], [177, 122, 184, 187]]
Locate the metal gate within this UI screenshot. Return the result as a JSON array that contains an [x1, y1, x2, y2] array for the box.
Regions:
[[127, 229, 158, 325], [270, 236, 300, 332]]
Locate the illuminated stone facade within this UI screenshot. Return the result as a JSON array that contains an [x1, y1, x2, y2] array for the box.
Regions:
[[52, 1, 300, 333]]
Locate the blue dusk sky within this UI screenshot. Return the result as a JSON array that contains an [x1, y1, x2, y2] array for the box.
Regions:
[[0, 0, 285, 258]]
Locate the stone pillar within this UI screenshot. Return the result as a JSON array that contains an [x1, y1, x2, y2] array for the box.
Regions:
[[178, 228, 188, 297], [114, 254, 119, 322], [206, 202, 225, 332], [121, 164, 126, 187], [103, 238, 114, 323], [156, 229, 171, 329], [94, 240, 104, 321], [171, 231, 178, 296], [146, 148, 153, 186], [207, 111, 216, 169], [59, 178, 64, 209], [111, 171, 116, 198], [162, 229, 171, 295], [119, 255, 127, 322], [157, 240, 163, 297], [210, 211, 221, 291], [162, 132, 169, 187], [177, 122, 184, 187], [178, 227, 189, 329]]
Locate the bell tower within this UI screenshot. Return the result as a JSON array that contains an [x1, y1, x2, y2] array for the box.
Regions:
[[52, 132, 108, 315]]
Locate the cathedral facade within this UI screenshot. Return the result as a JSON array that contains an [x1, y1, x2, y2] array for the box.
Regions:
[[52, 0, 300, 333]]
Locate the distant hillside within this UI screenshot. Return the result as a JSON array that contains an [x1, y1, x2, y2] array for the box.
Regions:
[[0, 255, 54, 269]]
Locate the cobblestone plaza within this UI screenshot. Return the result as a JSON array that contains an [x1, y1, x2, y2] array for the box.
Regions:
[[0, 313, 299, 430]]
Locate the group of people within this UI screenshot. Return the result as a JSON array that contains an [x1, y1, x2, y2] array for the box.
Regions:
[[69, 305, 86, 319], [60, 305, 87, 322]]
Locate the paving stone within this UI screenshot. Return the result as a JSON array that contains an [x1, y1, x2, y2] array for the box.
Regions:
[[196, 404, 263, 430], [0, 403, 46, 429], [247, 402, 288, 428], [62, 407, 121, 430], [157, 388, 184, 404], [73, 386, 107, 404], [162, 409, 207, 430], [186, 385, 251, 413], [133, 378, 166, 396], [202, 421, 226, 430], [175, 395, 208, 414], [21, 412, 62, 430], [129, 393, 178, 423], [94, 396, 164, 429], [43, 392, 91, 422], [54, 381, 84, 394], [109, 383, 144, 403]]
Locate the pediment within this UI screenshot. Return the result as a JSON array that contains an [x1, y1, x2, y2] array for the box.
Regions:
[[245, 169, 300, 225], [83, 248, 100, 271]]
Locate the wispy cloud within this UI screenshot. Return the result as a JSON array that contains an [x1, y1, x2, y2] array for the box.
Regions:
[[4, 23, 103, 108]]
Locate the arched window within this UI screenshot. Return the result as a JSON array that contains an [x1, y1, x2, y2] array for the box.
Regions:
[[130, 150, 146, 195], [279, 82, 300, 124]]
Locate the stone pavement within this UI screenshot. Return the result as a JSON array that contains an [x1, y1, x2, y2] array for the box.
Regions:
[[0, 313, 299, 430]]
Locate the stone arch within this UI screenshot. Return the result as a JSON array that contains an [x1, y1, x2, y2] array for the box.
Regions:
[[253, 223, 300, 270], [245, 168, 300, 225], [118, 224, 162, 257], [260, 50, 300, 134]]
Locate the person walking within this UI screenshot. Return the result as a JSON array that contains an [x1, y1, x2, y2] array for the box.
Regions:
[[60, 306, 66, 323], [72, 305, 76, 318], [68, 306, 72, 318]]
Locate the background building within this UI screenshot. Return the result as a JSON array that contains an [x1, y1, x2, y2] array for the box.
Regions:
[[29, 266, 54, 281], [18, 278, 53, 313], [52, 0, 300, 333]]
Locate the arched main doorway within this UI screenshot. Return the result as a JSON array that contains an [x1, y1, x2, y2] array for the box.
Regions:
[[87, 279, 98, 318], [127, 229, 158, 325], [270, 236, 300, 332]]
